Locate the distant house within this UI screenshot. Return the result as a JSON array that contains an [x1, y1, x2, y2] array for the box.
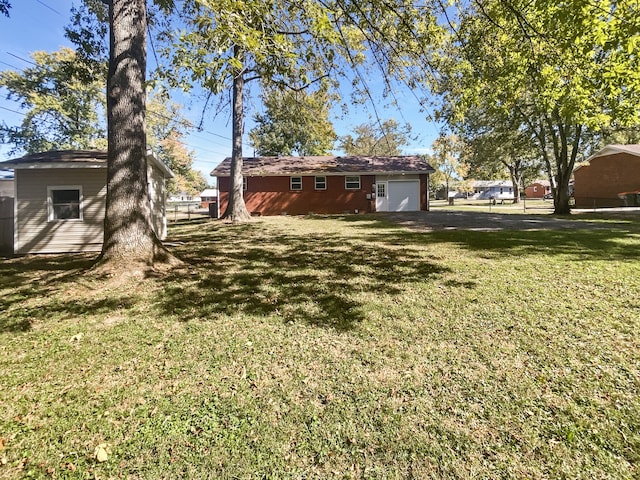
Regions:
[[525, 180, 552, 199], [210, 156, 435, 216], [468, 180, 514, 201], [0, 170, 13, 197], [0, 150, 173, 255], [574, 144, 640, 208], [199, 188, 218, 209], [0, 171, 13, 253]]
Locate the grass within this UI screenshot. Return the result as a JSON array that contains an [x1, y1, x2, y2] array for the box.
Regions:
[[1, 213, 639, 479]]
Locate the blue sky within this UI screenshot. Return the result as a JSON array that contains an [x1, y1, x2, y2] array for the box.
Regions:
[[0, 0, 440, 182]]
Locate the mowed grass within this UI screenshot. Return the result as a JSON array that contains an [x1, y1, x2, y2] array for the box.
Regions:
[[1, 214, 639, 479]]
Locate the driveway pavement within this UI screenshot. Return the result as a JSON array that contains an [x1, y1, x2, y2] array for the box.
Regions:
[[382, 209, 639, 232]]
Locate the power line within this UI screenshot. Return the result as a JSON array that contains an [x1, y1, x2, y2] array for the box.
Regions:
[[33, 0, 64, 17]]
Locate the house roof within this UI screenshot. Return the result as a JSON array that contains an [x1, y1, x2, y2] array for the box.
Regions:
[[527, 179, 551, 187], [0, 149, 174, 178], [200, 188, 218, 197], [210, 155, 435, 177], [585, 144, 640, 163], [471, 180, 513, 188]]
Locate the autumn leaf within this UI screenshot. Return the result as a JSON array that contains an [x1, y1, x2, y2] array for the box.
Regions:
[[94, 443, 110, 462]]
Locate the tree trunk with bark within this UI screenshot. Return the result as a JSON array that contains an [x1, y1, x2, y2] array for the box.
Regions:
[[221, 46, 252, 223], [95, 0, 179, 274]]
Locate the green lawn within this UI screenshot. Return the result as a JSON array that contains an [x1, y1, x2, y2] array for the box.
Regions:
[[1, 214, 639, 479]]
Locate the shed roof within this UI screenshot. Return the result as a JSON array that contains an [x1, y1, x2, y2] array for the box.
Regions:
[[0, 149, 174, 178], [210, 155, 435, 177]]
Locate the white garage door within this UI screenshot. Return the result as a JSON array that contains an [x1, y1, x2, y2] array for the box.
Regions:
[[388, 180, 420, 211]]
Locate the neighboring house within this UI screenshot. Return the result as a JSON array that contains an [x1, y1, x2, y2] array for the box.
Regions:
[[0, 150, 173, 255], [168, 191, 198, 203], [0, 170, 14, 197], [574, 144, 640, 208], [525, 180, 552, 199], [199, 188, 218, 208], [0, 171, 13, 254], [211, 155, 435, 216], [464, 180, 515, 201]]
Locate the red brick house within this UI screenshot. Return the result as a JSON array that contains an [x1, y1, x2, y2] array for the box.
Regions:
[[211, 156, 435, 216], [573, 145, 640, 208], [524, 180, 551, 199]]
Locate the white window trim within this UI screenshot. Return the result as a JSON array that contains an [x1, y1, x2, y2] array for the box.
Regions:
[[47, 185, 83, 222], [243, 177, 248, 191], [345, 175, 361, 190], [314, 176, 327, 190], [290, 176, 302, 191]]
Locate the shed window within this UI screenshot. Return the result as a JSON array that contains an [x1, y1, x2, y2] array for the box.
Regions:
[[345, 176, 361, 190], [315, 176, 327, 190], [48, 186, 82, 221], [290, 176, 302, 191]]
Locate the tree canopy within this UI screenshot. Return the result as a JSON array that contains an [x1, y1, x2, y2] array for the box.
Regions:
[[249, 86, 336, 156], [434, 0, 640, 213], [0, 48, 106, 155], [339, 119, 411, 156]]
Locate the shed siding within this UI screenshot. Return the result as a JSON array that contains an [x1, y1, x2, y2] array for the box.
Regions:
[[15, 168, 106, 254], [148, 164, 168, 239], [574, 153, 640, 208]]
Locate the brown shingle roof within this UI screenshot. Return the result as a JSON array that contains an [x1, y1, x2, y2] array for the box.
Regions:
[[1, 149, 174, 178], [211, 155, 435, 177], [2, 150, 108, 166]]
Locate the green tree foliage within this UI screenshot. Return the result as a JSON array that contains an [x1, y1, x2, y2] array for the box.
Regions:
[[147, 92, 208, 195], [0, 48, 106, 155], [249, 86, 336, 156], [430, 133, 469, 197], [0, 0, 10, 17], [339, 119, 411, 156], [459, 108, 542, 203], [435, 0, 640, 214]]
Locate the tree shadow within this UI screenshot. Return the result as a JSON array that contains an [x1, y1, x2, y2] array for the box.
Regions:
[[0, 254, 97, 333], [160, 221, 450, 331]]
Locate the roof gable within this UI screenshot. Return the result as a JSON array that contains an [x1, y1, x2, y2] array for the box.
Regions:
[[210, 155, 435, 177], [586, 144, 640, 162]]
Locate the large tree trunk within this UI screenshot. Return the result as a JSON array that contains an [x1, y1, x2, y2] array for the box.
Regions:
[[221, 45, 251, 223], [552, 122, 582, 215], [95, 0, 178, 274]]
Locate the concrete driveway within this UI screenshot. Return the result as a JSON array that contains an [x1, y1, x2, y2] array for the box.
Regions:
[[382, 209, 638, 232]]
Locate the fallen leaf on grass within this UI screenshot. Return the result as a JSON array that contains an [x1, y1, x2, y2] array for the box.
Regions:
[[94, 443, 110, 462]]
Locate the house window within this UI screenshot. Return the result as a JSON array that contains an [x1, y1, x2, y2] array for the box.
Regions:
[[377, 183, 386, 198], [315, 176, 327, 190], [290, 176, 302, 191], [533, 186, 538, 192], [48, 186, 82, 221], [243, 177, 247, 191], [345, 176, 360, 190]]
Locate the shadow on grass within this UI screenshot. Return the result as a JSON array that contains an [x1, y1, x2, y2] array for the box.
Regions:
[[0, 254, 97, 333], [161, 221, 450, 331], [3, 212, 638, 334]]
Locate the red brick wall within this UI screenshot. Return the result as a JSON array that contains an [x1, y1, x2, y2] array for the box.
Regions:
[[218, 175, 376, 215], [574, 153, 640, 208], [524, 182, 549, 198]]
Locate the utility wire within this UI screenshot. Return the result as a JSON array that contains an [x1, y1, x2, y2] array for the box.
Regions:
[[34, 0, 64, 17]]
